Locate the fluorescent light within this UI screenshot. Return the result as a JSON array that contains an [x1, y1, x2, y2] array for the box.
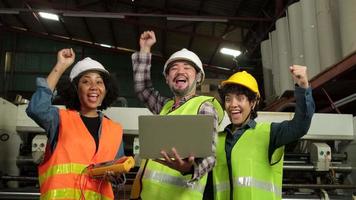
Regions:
[[213, 66, 231, 71], [220, 47, 241, 57], [167, 16, 227, 22], [38, 12, 59, 21], [99, 44, 112, 48], [0, 9, 20, 14], [63, 11, 125, 19]]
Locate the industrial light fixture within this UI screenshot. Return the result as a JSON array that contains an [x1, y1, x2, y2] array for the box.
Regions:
[[99, 43, 112, 48], [220, 47, 242, 71], [213, 66, 231, 71], [38, 12, 59, 21], [220, 47, 241, 58], [63, 11, 125, 19]]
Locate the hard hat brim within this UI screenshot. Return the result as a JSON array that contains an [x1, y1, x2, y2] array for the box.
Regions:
[[221, 80, 260, 97], [70, 68, 109, 82]]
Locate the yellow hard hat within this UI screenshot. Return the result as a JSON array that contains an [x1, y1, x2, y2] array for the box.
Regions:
[[221, 71, 260, 97]]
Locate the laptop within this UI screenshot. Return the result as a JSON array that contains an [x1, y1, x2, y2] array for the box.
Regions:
[[138, 115, 215, 159]]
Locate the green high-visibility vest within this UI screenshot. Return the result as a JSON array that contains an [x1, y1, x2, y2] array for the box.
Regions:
[[140, 96, 223, 200], [213, 123, 284, 200]]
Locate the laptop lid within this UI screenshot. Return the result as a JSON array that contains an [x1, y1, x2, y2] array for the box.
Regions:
[[138, 115, 214, 159]]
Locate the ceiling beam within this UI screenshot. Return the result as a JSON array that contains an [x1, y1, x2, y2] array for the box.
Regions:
[[120, 18, 241, 45], [103, 0, 118, 47], [208, 24, 230, 66], [1, 0, 29, 30], [208, 0, 246, 67], [310, 52, 356, 89], [0, 25, 135, 54], [0, 25, 233, 75], [76, 0, 101, 9], [161, 0, 168, 58], [0, 8, 272, 22], [73, 0, 96, 44], [59, 17, 73, 38], [24, 2, 51, 35]]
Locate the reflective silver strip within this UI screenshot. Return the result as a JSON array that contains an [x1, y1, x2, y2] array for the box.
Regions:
[[215, 181, 230, 192], [143, 169, 205, 193], [234, 176, 281, 197]]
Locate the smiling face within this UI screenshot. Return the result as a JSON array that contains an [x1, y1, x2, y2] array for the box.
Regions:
[[224, 93, 255, 128], [165, 60, 199, 98], [77, 71, 106, 116]]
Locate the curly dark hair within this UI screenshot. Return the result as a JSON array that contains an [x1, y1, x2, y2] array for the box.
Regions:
[[218, 84, 259, 119], [56, 71, 119, 111]]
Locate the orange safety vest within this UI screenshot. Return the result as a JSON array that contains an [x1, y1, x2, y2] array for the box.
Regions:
[[38, 109, 123, 200]]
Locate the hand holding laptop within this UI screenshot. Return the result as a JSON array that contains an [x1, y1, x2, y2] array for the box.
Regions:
[[155, 147, 195, 173]]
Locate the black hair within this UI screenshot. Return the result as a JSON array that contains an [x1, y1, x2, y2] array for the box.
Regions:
[[56, 71, 119, 111], [218, 84, 259, 119]]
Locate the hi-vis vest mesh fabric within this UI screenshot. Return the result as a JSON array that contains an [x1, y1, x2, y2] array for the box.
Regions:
[[139, 96, 223, 200], [38, 109, 123, 200], [213, 123, 284, 200]]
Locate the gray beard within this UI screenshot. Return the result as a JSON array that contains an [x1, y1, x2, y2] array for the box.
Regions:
[[170, 79, 197, 97]]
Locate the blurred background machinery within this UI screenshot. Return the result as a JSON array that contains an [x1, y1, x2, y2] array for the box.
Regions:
[[1, 97, 356, 199]]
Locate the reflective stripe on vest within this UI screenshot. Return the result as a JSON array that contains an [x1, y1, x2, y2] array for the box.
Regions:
[[143, 169, 205, 194], [213, 123, 284, 200], [233, 176, 282, 197], [214, 180, 230, 193], [39, 163, 87, 185], [38, 110, 122, 200], [41, 188, 112, 200], [138, 96, 221, 199]]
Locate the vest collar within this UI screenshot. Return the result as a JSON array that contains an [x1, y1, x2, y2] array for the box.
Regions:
[[78, 110, 104, 119], [224, 119, 256, 135], [171, 94, 197, 111]]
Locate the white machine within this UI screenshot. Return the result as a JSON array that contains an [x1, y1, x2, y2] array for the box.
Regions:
[[0, 97, 355, 199]]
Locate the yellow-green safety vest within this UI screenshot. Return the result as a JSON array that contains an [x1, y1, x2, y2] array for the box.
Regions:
[[140, 96, 224, 200], [213, 123, 284, 200]]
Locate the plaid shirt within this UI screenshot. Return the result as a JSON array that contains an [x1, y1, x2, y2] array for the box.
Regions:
[[132, 51, 218, 181]]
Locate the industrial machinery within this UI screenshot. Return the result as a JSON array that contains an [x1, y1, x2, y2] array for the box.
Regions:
[[1, 97, 356, 199]]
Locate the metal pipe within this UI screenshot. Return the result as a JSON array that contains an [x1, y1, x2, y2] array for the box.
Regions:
[[16, 157, 34, 164], [284, 160, 307, 164], [284, 152, 347, 161], [284, 164, 314, 170], [283, 183, 356, 189], [0, 191, 39, 200], [283, 193, 352, 200], [283, 164, 353, 172], [1, 175, 38, 181]]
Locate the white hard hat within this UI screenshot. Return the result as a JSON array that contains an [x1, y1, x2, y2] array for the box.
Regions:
[[69, 57, 109, 81], [163, 48, 205, 83]]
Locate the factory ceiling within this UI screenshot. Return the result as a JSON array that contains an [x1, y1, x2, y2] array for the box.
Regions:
[[0, 0, 355, 116], [0, 0, 286, 75]]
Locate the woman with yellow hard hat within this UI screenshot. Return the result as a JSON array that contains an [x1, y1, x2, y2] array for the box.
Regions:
[[206, 65, 315, 200]]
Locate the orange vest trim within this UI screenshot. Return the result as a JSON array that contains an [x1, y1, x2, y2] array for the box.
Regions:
[[38, 109, 123, 199]]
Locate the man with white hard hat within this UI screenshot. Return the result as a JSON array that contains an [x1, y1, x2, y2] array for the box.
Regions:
[[130, 30, 224, 199]]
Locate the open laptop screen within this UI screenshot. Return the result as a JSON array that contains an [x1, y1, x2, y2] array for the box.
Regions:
[[138, 115, 214, 159]]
